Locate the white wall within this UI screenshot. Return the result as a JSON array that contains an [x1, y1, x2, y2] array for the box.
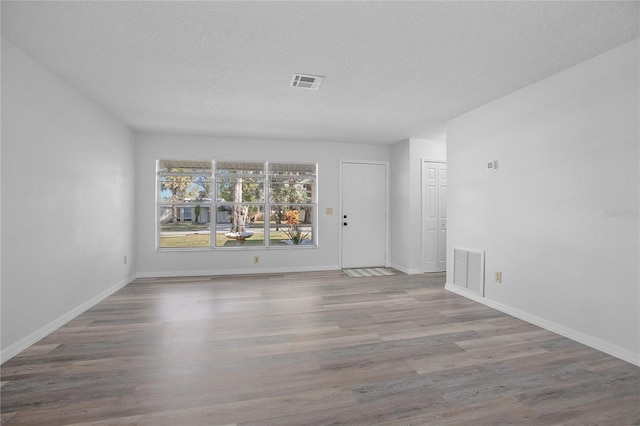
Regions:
[[390, 140, 411, 272], [390, 138, 446, 274], [446, 39, 639, 365], [135, 132, 390, 276], [1, 39, 136, 361]]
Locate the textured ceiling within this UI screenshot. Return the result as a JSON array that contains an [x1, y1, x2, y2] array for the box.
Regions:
[[2, 1, 639, 145]]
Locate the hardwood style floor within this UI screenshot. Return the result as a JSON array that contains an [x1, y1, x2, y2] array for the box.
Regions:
[[2, 271, 639, 425]]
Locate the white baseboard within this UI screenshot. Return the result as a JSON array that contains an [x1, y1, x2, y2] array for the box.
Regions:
[[136, 264, 342, 278], [389, 262, 423, 275], [444, 282, 640, 367], [1, 273, 137, 364]]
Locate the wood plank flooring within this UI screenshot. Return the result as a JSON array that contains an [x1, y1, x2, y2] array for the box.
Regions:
[[2, 271, 639, 425]]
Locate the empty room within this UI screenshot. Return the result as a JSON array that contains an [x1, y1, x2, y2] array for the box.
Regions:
[[1, 1, 639, 425]]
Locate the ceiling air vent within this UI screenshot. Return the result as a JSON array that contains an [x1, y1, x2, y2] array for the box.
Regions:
[[290, 74, 325, 90]]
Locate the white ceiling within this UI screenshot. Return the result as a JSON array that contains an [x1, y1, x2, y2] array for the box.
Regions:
[[2, 1, 638, 145]]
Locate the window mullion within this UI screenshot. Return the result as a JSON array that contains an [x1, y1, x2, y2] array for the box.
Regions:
[[211, 160, 216, 249], [265, 161, 270, 246]]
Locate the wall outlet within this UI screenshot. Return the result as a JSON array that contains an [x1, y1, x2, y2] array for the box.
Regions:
[[254, 256, 260, 264], [124, 255, 127, 265], [495, 271, 502, 283]]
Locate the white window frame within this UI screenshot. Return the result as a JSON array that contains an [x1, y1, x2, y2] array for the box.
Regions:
[[156, 159, 318, 250]]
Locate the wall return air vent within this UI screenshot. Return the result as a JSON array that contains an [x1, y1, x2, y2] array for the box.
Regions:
[[290, 74, 325, 90], [453, 247, 485, 296]]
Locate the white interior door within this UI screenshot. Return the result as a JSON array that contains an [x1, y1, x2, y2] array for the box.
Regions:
[[341, 162, 387, 268], [422, 161, 447, 272]]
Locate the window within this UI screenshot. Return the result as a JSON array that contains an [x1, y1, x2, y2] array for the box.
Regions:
[[157, 159, 317, 249], [157, 160, 212, 249], [214, 161, 266, 247], [268, 162, 316, 246]]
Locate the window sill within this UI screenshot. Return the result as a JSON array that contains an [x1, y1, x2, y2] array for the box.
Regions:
[[156, 243, 318, 252]]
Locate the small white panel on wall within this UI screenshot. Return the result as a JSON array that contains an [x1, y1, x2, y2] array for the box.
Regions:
[[453, 247, 485, 296]]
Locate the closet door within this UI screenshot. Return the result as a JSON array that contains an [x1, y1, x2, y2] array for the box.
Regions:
[[422, 161, 447, 272]]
